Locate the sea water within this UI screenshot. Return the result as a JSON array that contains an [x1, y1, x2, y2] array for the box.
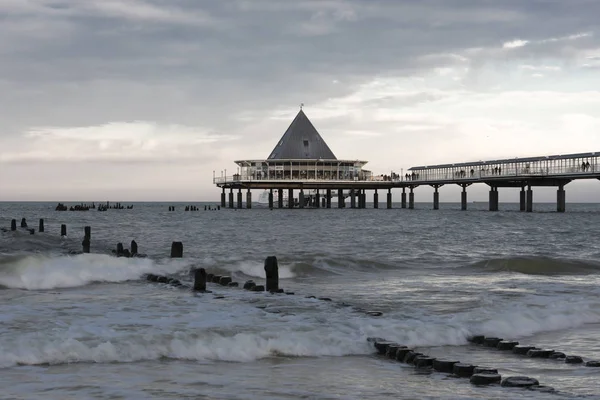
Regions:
[[1, 201, 599, 399]]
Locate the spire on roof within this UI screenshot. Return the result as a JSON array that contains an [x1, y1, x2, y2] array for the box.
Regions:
[[267, 109, 337, 160]]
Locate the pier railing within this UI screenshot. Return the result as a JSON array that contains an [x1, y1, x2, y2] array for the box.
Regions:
[[406, 162, 598, 183], [213, 175, 403, 185]]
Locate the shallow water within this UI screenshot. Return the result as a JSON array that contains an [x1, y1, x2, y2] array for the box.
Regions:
[[1, 201, 600, 399]]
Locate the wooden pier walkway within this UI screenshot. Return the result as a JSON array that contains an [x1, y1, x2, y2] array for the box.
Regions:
[[214, 152, 600, 212]]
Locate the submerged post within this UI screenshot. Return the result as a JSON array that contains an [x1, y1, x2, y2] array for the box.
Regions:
[[131, 240, 138, 256], [526, 186, 533, 212], [489, 187, 499, 211], [557, 183, 566, 213], [82, 237, 90, 253], [10, 219, 16, 231], [278, 189, 284, 208], [193, 268, 207, 291], [61, 224, 67, 237], [519, 186, 526, 212], [116, 242, 124, 256], [264, 256, 279, 292], [401, 188, 406, 209], [82, 226, 91, 253], [171, 241, 183, 258], [39, 218, 45, 233], [20, 218, 27, 228], [433, 186, 440, 210]]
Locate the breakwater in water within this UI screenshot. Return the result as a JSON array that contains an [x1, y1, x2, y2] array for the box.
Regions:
[[0, 201, 600, 399]]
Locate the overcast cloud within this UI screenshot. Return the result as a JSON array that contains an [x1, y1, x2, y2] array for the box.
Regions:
[[1, 0, 599, 201]]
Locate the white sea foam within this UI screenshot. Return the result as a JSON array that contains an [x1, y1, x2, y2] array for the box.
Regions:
[[229, 260, 297, 279], [0, 253, 190, 290]]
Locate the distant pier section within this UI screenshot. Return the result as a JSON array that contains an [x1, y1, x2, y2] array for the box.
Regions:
[[214, 108, 600, 212]]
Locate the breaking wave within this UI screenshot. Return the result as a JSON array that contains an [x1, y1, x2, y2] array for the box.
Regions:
[[0, 253, 191, 290]]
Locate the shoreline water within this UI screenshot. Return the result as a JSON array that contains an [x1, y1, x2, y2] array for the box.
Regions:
[[1, 202, 599, 399]]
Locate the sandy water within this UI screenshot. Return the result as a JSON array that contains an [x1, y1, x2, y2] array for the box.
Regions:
[[1, 201, 599, 399]]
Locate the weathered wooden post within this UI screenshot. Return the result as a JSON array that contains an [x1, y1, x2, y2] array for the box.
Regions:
[[10, 219, 16, 231], [61, 224, 67, 236], [82, 237, 90, 253], [264, 256, 279, 292], [171, 241, 183, 258], [81, 226, 91, 253], [116, 242, 124, 256], [193, 268, 207, 291], [20, 218, 27, 228], [39, 218, 44, 233], [131, 240, 138, 256]]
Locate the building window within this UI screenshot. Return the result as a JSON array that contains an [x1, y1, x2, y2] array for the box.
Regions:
[[303, 140, 309, 147]]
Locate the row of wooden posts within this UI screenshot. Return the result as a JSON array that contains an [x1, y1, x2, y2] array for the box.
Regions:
[[9, 218, 67, 237]]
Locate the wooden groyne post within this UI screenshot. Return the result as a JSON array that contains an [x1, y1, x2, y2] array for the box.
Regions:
[[171, 241, 183, 258], [264, 256, 279, 292]]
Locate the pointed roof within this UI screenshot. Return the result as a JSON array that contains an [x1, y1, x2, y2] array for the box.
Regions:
[[267, 110, 337, 160]]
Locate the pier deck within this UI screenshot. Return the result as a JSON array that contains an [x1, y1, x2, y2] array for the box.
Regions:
[[215, 152, 600, 212]]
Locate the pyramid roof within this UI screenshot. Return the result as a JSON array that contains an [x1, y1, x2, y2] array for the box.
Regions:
[[267, 110, 337, 160]]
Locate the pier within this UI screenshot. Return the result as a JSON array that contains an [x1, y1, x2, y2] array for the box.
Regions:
[[214, 109, 600, 212]]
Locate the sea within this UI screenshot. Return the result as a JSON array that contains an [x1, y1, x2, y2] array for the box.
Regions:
[[1, 201, 599, 400]]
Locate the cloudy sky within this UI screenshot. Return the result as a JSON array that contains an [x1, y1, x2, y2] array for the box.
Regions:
[[1, 0, 600, 202]]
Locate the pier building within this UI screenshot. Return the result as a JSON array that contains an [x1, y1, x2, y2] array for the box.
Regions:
[[214, 109, 600, 212]]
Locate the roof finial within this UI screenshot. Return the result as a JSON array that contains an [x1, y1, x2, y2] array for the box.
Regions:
[[300, 102, 304, 110]]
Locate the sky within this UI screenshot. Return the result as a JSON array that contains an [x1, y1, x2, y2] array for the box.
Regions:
[[1, 0, 600, 202]]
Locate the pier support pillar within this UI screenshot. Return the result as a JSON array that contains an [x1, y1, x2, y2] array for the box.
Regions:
[[350, 189, 356, 209], [221, 189, 226, 208], [461, 185, 468, 211], [299, 190, 305, 209], [489, 187, 499, 211], [246, 189, 252, 209], [557, 184, 566, 213], [433, 186, 440, 210], [288, 189, 294, 208], [268, 189, 274, 209], [228, 189, 234, 209], [526, 186, 533, 212], [374, 189, 379, 209], [401, 188, 407, 209], [362, 191, 367, 208], [519, 187, 526, 211], [322, 198, 326, 207], [237, 189, 243, 209], [338, 189, 344, 208], [315, 190, 320, 208], [278, 189, 283, 209], [387, 189, 392, 209], [409, 188, 415, 209], [326, 189, 332, 208]]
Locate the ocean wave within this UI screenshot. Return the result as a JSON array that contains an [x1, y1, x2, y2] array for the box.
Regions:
[[0, 253, 191, 290], [208, 256, 401, 279], [467, 256, 600, 275]]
